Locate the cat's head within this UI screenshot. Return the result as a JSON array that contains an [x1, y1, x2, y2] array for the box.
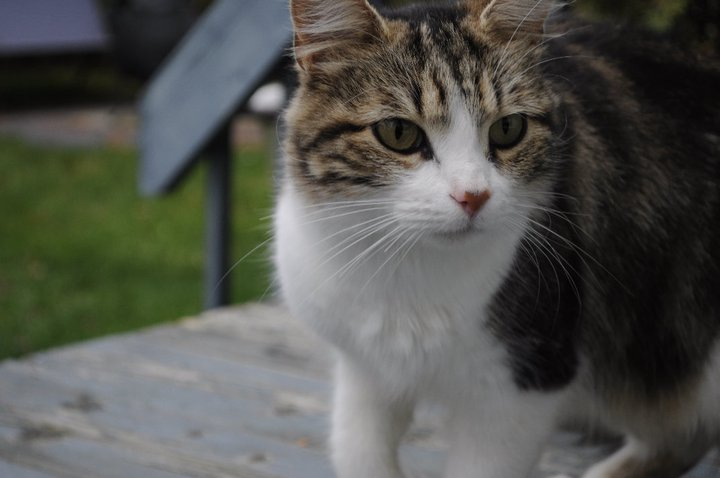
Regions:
[[284, 0, 571, 243]]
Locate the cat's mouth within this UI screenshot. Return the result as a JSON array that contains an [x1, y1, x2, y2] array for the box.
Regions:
[[434, 223, 482, 242]]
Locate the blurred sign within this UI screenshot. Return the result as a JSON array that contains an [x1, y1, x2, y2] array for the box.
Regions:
[[0, 0, 108, 55], [139, 0, 292, 195]]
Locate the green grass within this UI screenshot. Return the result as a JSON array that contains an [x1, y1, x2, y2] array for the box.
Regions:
[[0, 137, 274, 360]]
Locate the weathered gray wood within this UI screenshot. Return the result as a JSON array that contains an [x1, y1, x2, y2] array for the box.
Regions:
[[0, 303, 718, 477], [139, 0, 292, 195], [0, 460, 55, 478]]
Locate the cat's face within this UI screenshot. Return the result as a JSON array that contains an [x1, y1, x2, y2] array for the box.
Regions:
[[285, 0, 568, 244]]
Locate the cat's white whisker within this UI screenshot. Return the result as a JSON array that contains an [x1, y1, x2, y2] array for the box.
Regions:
[[515, 190, 580, 202], [335, 223, 406, 276], [313, 221, 396, 268], [527, 226, 583, 306], [294, 200, 395, 216], [383, 229, 425, 286], [519, 213, 606, 296], [309, 215, 400, 272], [503, 212, 584, 306], [297, 206, 391, 225], [519, 224, 564, 301], [212, 235, 274, 293], [313, 212, 398, 249], [259, 275, 280, 302], [510, 201, 596, 246], [288, 215, 398, 291], [516, 54, 596, 79], [299, 219, 404, 305], [504, 219, 542, 269], [523, 215, 628, 293], [495, 24, 591, 81], [518, 234, 547, 303], [298, 198, 396, 209], [512, 203, 588, 219], [491, 0, 552, 82], [357, 227, 421, 296]]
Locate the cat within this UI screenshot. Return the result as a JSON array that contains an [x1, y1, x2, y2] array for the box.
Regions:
[[273, 0, 720, 476]]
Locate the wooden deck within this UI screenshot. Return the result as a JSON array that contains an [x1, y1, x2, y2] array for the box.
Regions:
[[0, 303, 718, 478]]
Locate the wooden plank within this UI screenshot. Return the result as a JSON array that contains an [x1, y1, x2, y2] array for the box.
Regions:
[[0, 363, 332, 477], [0, 303, 336, 477], [139, 0, 291, 195], [0, 303, 718, 477], [0, 460, 55, 478]]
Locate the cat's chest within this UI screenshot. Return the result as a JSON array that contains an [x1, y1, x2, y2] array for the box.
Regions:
[[343, 287, 485, 352], [275, 188, 525, 390], [337, 295, 505, 391]]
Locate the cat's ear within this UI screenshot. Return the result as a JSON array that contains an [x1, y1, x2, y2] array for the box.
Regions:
[[467, 0, 556, 42], [290, 0, 387, 71]]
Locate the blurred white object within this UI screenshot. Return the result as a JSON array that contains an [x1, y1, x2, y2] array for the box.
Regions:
[[248, 82, 287, 115]]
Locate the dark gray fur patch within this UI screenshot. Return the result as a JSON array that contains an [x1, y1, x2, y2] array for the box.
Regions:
[[497, 18, 720, 398]]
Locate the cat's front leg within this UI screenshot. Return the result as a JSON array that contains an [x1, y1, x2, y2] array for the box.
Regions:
[[331, 356, 414, 478], [444, 389, 565, 478], [581, 433, 712, 478]]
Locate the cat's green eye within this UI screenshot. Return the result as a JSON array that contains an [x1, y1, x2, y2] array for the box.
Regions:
[[489, 114, 527, 149], [373, 119, 424, 154]]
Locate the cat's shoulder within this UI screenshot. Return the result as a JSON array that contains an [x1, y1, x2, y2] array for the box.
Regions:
[[546, 14, 720, 123], [547, 14, 720, 76]]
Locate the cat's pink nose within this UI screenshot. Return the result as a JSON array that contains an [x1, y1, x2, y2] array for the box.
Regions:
[[451, 190, 491, 217]]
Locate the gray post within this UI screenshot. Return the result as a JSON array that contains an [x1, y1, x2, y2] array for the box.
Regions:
[[204, 123, 232, 309]]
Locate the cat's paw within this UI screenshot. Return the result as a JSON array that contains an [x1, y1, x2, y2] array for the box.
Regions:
[[581, 437, 706, 478]]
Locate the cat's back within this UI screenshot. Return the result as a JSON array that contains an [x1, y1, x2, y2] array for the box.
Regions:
[[539, 17, 720, 410], [542, 16, 720, 231], [544, 18, 720, 163]]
